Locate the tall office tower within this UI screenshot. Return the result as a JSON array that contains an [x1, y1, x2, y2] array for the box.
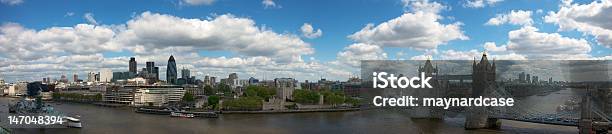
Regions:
[[204, 76, 210, 85], [129, 57, 137, 73], [73, 74, 78, 82], [519, 72, 525, 83], [100, 69, 113, 83], [88, 72, 96, 82], [549, 77, 552, 83], [526, 74, 531, 84], [146, 62, 155, 74], [153, 67, 159, 81], [60, 75, 68, 83], [166, 55, 177, 85], [181, 68, 190, 79], [210, 77, 216, 85]]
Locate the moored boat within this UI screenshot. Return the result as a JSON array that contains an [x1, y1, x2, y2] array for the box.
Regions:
[[61, 116, 82, 128], [170, 112, 195, 118]]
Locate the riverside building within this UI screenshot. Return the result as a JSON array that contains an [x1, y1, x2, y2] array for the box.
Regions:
[[130, 85, 185, 107]]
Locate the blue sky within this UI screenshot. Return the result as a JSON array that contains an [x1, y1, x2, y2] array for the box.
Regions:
[[0, 0, 610, 82]]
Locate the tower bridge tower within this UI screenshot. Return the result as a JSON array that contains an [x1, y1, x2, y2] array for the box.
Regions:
[[465, 52, 500, 129]]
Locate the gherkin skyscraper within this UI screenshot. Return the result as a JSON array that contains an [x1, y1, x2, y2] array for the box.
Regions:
[[166, 55, 177, 85]]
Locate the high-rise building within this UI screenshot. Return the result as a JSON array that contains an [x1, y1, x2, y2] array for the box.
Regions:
[[526, 74, 531, 84], [204, 76, 210, 85], [88, 72, 96, 82], [129, 57, 137, 73], [166, 55, 177, 85], [143, 61, 159, 82], [73, 74, 78, 82], [211, 77, 217, 85], [146, 62, 155, 73], [100, 69, 113, 83], [153, 67, 159, 81], [60, 75, 68, 83], [519, 72, 525, 83], [532, 76, 538, 84], [549, 77, 552, 84], [181, 68, 190, 79]]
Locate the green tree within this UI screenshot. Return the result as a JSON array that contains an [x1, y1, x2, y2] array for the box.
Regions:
[[208, 95, 220, 109], [292, 89, 320, 104], [345, 97, 361, 106], [245, 85, 275, 100], [94, 93, 103, 101], [52, 92, 61, 100], [245, 86, 258, 97], [321, 90, 344, 105], [326, 94, 344, 105], [217, 84, 232, 96], [222, 97, 262, 111], [182, 92, 195, 102], [203, 85, 215, 95]]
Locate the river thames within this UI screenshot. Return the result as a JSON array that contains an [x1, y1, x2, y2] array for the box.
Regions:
[[1, 89, 581, 134]]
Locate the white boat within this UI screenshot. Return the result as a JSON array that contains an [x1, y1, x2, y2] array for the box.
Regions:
[[170, 112, 195, 118], [62, 116, 82, 128]]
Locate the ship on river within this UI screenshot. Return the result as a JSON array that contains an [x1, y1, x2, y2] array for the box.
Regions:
[[8, 97, 83, 128]]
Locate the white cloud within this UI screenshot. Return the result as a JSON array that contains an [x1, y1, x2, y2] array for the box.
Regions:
[[0, 23, 119, 60], [536, 9, 544, 14], [401, 0, 447, 13], [0, 0, 23, 5], [336, 43, 388, 67], [262, 0, 280, 8], [180, 0, 215, 6], [463, 0, 503, 8], [0, 12, 335, 82], [195, 56, 273, 68], [410, 55, 430, 60], [117, 12, 313, 63], [489, 53, 527, 60], [544, 0, 612, 48], [506, 26, 592, 59], [348, 10, 468, 50], [485, 10, 533, 26], [65, 12, 75, 17], [300, 23, 322, 39], [439, 49, 481, 60], [417, 49, 526, 60], [83, 13, 99, 25], [483, 42, 507, 52]]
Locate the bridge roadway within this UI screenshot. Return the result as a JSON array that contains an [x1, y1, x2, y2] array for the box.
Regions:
[[492, 116, 579, 126]]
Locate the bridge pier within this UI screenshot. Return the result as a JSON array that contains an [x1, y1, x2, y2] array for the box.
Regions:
[[579, 119, 593, 134], [465, 107, 487, 129], [464, 111, 500, 130], [486, 118, 501, 129]]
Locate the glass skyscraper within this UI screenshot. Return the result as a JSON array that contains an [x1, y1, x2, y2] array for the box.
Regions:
[[166, 55, 177, 85], [129, 57, 137, 73]]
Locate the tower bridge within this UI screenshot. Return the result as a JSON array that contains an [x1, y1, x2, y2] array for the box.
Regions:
[[414, 53, 611, 133]]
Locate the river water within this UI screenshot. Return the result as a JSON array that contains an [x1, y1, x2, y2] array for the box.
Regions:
[[1, 89, 582, 134]]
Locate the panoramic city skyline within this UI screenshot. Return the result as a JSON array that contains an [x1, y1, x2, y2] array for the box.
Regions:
[[1, 0, 611, 82]]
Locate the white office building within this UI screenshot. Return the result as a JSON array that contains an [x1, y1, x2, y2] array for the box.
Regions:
[[131, 86, 185, 107], [100, 69, 113, 83]]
